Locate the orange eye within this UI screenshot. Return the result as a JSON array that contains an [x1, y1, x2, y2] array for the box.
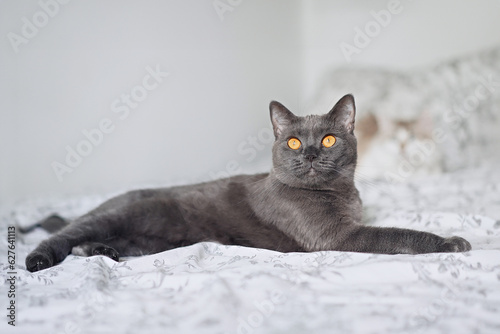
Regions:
[[322, 135, 336, 148], [287, 137, 301, 150]]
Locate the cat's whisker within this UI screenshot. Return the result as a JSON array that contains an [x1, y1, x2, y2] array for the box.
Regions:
[[356, 176, 401, 197], [327, 165, 388, 195], [352, 170, 390, 193]]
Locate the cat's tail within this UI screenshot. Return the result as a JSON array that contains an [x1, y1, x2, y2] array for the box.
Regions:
[[18, 214, 69, 234]]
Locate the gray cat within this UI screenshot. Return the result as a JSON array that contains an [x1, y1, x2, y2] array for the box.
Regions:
[[25, 94, 471, 272]]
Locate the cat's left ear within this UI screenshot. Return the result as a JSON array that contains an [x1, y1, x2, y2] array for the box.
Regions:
[[328, 94, 356, 134], [270, 101, 296, 138]]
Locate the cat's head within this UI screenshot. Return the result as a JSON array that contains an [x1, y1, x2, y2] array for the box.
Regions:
[[270, 94, 358, 190]]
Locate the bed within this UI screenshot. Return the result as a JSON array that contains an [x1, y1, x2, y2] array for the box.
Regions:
[[1, 157, 500, 334]]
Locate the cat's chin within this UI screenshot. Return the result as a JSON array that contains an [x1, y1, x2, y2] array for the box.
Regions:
[[297, 170, 334, 190], [306, 167, 318, 176]]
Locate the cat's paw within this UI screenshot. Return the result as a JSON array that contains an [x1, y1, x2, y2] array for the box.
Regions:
[[26, 252, 53, 272], [92, 245, 119, 262], [438, 236, 471, 253]]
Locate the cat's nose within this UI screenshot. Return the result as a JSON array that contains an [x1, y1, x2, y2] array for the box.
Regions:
[[305, 154, 317, 162], [304, 146, 319, 162]]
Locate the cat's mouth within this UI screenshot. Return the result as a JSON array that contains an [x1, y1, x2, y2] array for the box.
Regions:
[[307, 166, 318, 175], [303, 160, 338, 177], [291, 160, 329, 178]]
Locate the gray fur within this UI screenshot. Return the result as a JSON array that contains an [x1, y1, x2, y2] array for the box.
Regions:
[[25, 94, 471, 272]]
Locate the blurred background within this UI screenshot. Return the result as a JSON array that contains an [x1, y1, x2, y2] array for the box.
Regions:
[[1, 0, 500, 207]]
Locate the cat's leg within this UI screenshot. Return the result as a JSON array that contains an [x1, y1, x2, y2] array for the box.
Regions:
[[25, 213, 119, 272], [25, 198, 190, 272], [72, 236, 179, 260], [333, 225, 471, 254]]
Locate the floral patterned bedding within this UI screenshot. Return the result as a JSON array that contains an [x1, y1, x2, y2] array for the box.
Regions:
[[1, 160, 500, 334]]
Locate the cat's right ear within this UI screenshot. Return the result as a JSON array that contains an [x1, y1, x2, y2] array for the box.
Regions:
[[328, 94, 356, 134], [270, 101, 295, 139]]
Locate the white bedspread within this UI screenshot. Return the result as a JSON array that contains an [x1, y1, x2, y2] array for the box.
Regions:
[[1, 161, 500, 334]]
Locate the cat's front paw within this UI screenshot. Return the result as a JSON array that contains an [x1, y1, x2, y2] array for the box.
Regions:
[[437, 236, 471, 253], [26, 251, 53, 272]]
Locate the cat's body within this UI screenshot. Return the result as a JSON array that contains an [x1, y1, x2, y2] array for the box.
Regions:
[[26, 95, 471, 272]]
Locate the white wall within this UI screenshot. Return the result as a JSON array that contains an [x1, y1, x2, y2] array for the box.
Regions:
[[0, 0, 303, 206], [300, 0, 500, 103], [1, 0, 500, 206]]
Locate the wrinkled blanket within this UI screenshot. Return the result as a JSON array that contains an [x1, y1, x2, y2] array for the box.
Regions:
[[1, 161, 500, 334]]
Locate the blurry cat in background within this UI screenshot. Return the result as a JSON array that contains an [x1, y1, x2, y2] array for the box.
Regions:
[[355, 103, 439, 179], [310, 47, 500, 180]]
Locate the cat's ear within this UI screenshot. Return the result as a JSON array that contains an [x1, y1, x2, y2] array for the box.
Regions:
[[270, 101, 296, 138], [328, 94, 356, 134]]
